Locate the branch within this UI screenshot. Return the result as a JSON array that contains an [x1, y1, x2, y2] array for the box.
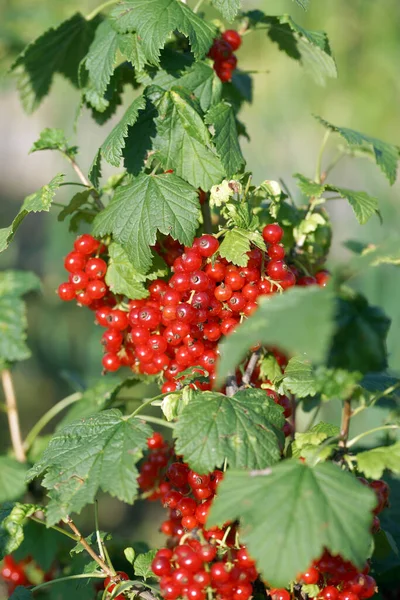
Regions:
[[226, 372, 239, 397], [1, 369, 26, 462], [64, 154, 105, 211], [65, 516, 115, 578], [339, 398, 352, 448], [241, 350, 261, 387]]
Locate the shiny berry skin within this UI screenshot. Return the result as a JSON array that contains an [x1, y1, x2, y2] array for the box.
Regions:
[[222, 29, 242, 50], [76, 290, 92, 306], [268, 243, 285, 260], [58, 282, 76, 301], [130, 326, 150, 346], [74, 234, 100, 255], [152, 556, 172, 577], [161, 582, 181, 600], [197, 235, 219, 257], [104, 571, 129, 592], [64, 251, 86, 273], [96, 305, 112, 326], [233, 583, 253, 600], [187, 585, 206, 600], [102, 328, 123, 352], [147, 432, 164, 449], [177, 497, 197, 516], [85, 257, 107, 279], [190, 271, 209, 291], [215, 66, 233, 82], [280, 270, 296, 289], [106, 309, 129, 331], [87, 279, 107, 300], [138, 307, 160, 330], [195, 499, 212, 525], [315, 270, 330, 287], [188, 470, 210, 489], [236, 547, 255, 567], [215, 283, 233, 302], [217, 55, 238, 71], [211, 562, 230, 583], [136, 345, 154, 363], [320, 587, 340, 600], [210, 39, 233, 60], [170, 272, 191, 292], [228, 292, 246, 313], [167, 462, 189, 488], [270, 589, 290, 600], [182, 250, 203, 272], [338, 592, 359, 600], [102, 353, 121, 371], [149, 279, 168, 299], [262, 223, 284, 245], [225, 270, 245, 290], [258, 279, 276, 295], [182, 515, 198, 530], [68, 270, 89, 290], [266, 260, 287, 281], [297, 276, 317, 286], [164, 289, 181, 305], [299, 566, 319, 585], [205, 262, 226, 281]]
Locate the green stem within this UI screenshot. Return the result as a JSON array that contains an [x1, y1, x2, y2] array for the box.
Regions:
[[94, 500, 105, 562], [24, 392, 82, 452], [324, 151, 345, 179], [86, 0, 119, 20], [129, 393, 167, 418], [201, 199, 213, 234], [347, 425, 400, 448], [193, 0, 205, 12], [29, 515, 79, 541], [315, 130, 330, 183], [59, 182, 89, 188], [32, 573, 106, 593], [134, 415, 175, 429]]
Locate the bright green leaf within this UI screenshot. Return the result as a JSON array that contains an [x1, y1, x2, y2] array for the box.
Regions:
[[291, 423, 340, 459], [327, 186, 379, 225], [0, 174, 64, 253], [174, 388, 284, 474], [179, 62, 222, 112], [85, 19, 120, 97], [294, 173, 326, 197], [218, 228, 264, 267], [134, 549, 157, 580], [0, 503, 39, 559], [316, 117, 399, 185], [57, 190, 92, 225], [89, 149, 102, 189], [27, 409, 152, 525], [205, 102, 245, 177], [356, 442, 400, 480], [154, 89, 225, 190], [111, 0, 215, 65], [71, 531, 112, 555], [11, 14, 98, 113], [259, 354, 282, 384], [281, 356, 317, 398], [101, 94, 146, 167], [211, 0, 241, 22], [217, 286, 335, 386], [0, 271, 40, 297], [93, 172, 200, 272], [314, 367, 362, 401], [119, 33, 147, 72], [105, 242, 150, 299], [30, 128, 77, 158], [0, 458, 28, 503], [207, 462, 376, 587]]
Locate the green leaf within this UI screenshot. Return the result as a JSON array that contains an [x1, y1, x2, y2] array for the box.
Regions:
[[205, 102, 245, 177], [314, 367, 362, 401], [30, 128, 77, 158], [105, 242, 149, 299], [217, 286, 335, 386], [134, 549, 157, 580], [0, 174, 64, 253], [27, 409, 152, 526], [0, 270, 41, 368], [123, 95, 159, 175], [0, 458, 28, 503], [329, 295, 390, 374], [291, 423, 340, 459], [58, 190, 92, 225], [360, 372, 400, 395], [101, 94, 146, 167], [315, 116, 399, 185], [93, 172, 200, 272], [174, 388, 284, 474], [179, 62, 222, 112], [281, 356, 318, 398], [154, 88, 225, 190], [89, 149, 102, 189], [294, 173, 326, 198], [13, 521, 67, 571], [8, 587, 34, 600], [246, 13, 336, 85], [71, 531, 112, 555], [218, 228, 264, 267], [11, 13, 98, 113], [207, 461, 376, 587], [85, 19, 120, 97], [293, 0, 310, 8], [57, 377, 128, 429], [119, 33, 147, 72], [111, 0, 215, 65], [0, 503, 39, 559], [356, 442, 400, 479], [211, 0, 241, 22], [326, 186, 379, 225], [259, 354, 282, 384]]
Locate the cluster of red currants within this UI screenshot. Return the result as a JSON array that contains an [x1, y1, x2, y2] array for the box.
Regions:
[[208, 30, 242, 83], [0, 555, 53, 595], [359, 477, 390, 534]]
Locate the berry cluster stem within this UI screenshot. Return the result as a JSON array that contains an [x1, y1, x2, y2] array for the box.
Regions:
[[241, 350, 261, 387], [226, 372, 239, 397], [64, 517, 116, 578], [1, 369, 26, 463], [339, 397, 352, 448], [63, 153, 105, 211]]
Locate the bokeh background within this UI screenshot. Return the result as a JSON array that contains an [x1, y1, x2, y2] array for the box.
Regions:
[[0, 0, 399, 589]]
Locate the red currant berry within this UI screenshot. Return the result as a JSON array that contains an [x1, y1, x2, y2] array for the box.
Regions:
[[85, 257, 107, 279], [269, 589, 290, 600], [74, 234, 100, 255], [102, 353, 121, 372], [147, 432, 164, 449], [320, 587, 340, 600], [64, 251, 86, 273], [181, 250, 203, 272], [86, 279, 108, 300], [57, 282, 76, 301], [152, 556, 172, 577], [211, 562, 230, 584], [315, 270, 330, 287], [266, 260, 287, 281], [298, 566, 319, 585], [199, 544, 217, 562], [197, 235, 219, 257], [262, 223, 283, 245], [222, 29, 242, 51], [205, 262, 226, 282], [268, 244, 285, 260]]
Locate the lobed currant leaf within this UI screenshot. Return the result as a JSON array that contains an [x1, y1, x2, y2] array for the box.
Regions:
[[88, 149, 102, 189], [85, 19, 120, 98], [101, 94, 146, 166], [134, 549, 157, 580], [111, 0, 215, 65], [105, 242, 152, 299], [0, 458, 29, 504], [316, 116, 399, 184], [119, 32, 147, 72], [57, 190, 93, 230], [211, 0, 241, 22], [205, 101, 245, 177], [291, 423, 340, 459], [92, 172, 200, 272], [218, 228, 264, 267], [0, 174, 64, 253], [10, 14, 99, 113], [326, 186, 380, 225], [217, 286, 335, 386], [207, 461, 376, 587], [280, 356, 318, 398], [30, 127, 78, 158], [259, 354, 282, 384], [174, 388, 285, 474], [153, 88, 225, 190], [356, 442, 400, 480], [27, 409, 152, 525]]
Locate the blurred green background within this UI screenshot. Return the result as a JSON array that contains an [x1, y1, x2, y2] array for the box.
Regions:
[[0, 0, 399, 591]]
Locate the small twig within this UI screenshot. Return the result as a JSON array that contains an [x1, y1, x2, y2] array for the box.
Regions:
[[94, 500, 105, 562], [32, 573, 107, 593], [2, 369, 26, 462], [339, 398, 352, 448], [315, 130, 330, 184], [64, 154, 104, 210], [347, 425, 400, 449], [65, 516, 115, 578], [134, 415, 175, 429], [241, 350, 261, 387], [29, 515, 79, 541], [226, 372, 239, 397]]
